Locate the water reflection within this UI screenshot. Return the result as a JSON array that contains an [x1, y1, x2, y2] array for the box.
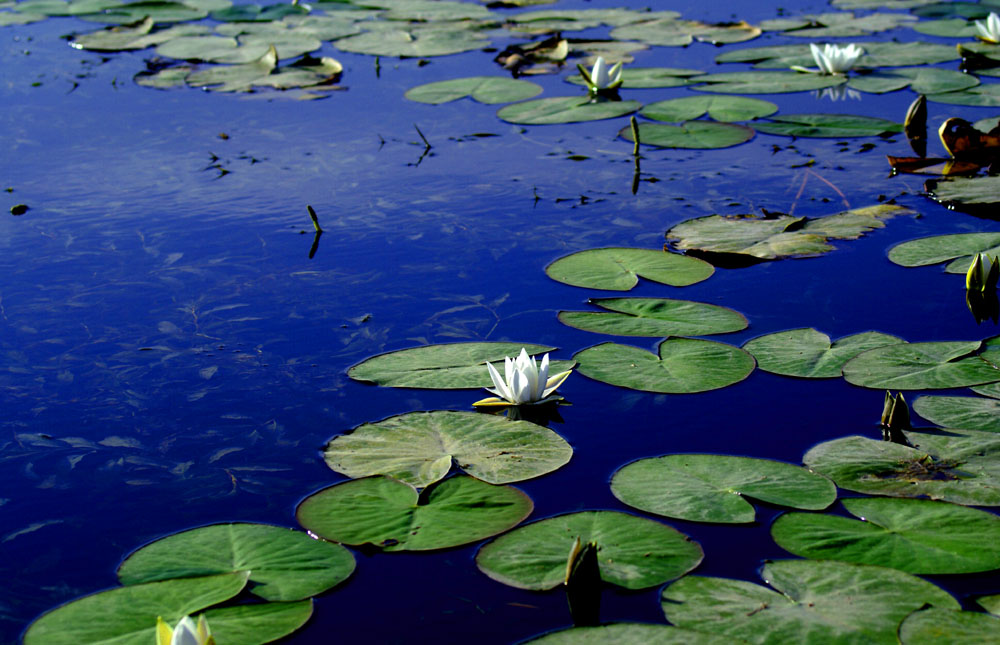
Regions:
[[813, 85, 862, 102]]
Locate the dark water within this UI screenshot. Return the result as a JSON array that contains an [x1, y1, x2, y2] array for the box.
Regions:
[[3, 0, 1000, 642]]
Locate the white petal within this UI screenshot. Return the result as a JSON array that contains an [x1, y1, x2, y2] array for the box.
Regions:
[[541, 369, 572, 398], [991, 12, 1000, 39], [608, 61, 623, 86], [504, 355, 515, 391], [591, 56, 609, 88], [171, 618, 201, 645], [510, 369, 531, 404], [486, 361, 512, 402], [536, 354, 551, 399]]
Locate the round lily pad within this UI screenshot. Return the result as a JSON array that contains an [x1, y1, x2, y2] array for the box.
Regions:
[[913, 395, 1000, 432], [743, 328, 905, 378], [842, 340, 1000, 390], [803, 428, 1000, 506], [928, 84, 1000, 107], [23, 572, 249, 645], [116, 523, 354, 601], [900, 607, 1000, 645], [296, 475, 533, 551], [611, 454, 836, 524], [475, 511, 703, 591], [620, 121, 755, 149], [753, 114, 902, 138], [565, 67, 702, 89], [198, 602, 312, 645], [573, 339, 755, 394], [558, 297, 747, 337], [640, 96, 777, 122], [526, 623, 737, 644], [347, 342, 573, 389], [211, 3, 307, 21], [610, 17, 761, 47], [405, 76, 542, 104], [926, 175, 1000, 208], [888, 232, 1000, 273], [662, 559, 959, 645], [545, 247, 714, 291], [334, 28, 488, 57], [497, 97, 641, 125], [772, 497, 1000, 574], [323, 410, 572, 488], [847, 67, 979, 95], [690, 71, 846, 94]]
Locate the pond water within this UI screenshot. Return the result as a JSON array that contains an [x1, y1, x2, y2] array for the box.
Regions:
[[3, 0, 1000, 642]]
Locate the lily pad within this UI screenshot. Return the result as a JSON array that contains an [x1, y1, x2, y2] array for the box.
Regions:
[[334, 27, 488, 57], [573, 338, 755, 394], [715, 42, 959, 69], [296, 475, 532, 551], [323, 410, 572, 487], [526, 623, 738, 644], [210, 3, 308, 22], [497, 97, 640, 125], [662, 559, 959, 645], [759, 11, 916, 37], [640, 96, 777, 122], [753, 114, 902, 138], [926, 175, 1000, 208], [544, 247, 714, 291], [803, 428, 1000, 506], [842, 340, 1000, 390], [347, 342, 573, 389], [888, 232, 1000, 274], [928, 84, 1000, 107], [772, 497, 1000, 574], [610, 17, 761, 47], [405, 76, 542, 104], [690, 71, 846, 94], [911, 17, 981, 37], [23, 572, 249, 644], [848, 68, 979, 95], [558, 297, 747, 337], [475, 511, 703, 590], [620, 121, 755, 149], [82, 1, 208, 24], [611, 454, 836, 524], [744, 329, 905, 378], [201, 602, 313, 645], [185, 45, 278, 92], [566, 67, 702, 89], [913, 395, 1000, 432], [116, 523, 355, 601], [899, 607, 1000, 645]]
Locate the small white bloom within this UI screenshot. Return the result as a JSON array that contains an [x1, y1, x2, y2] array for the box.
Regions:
[[976, 12, 1000, 44], [807, 43, 863, 75], [156, 615, 214, 645], [474, 348, 571, 407], [578, 56, 622, 93]]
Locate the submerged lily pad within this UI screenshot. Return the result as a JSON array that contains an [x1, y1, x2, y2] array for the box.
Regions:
[[323, 410, 572, 488], [803, 428, 1000, 506], [913, 394, 1000, 432], [526, 623, 737, 644], [116, 523, 354, 601], [475, 511, 703, 590], [620, 121, 755, 149], [405, 76, 542, 104], [752, 114, 902, 138], [640, 96, 777, 122], [296, 475, 532, 551], [545, 247, 713, 291], [662, 559, 959, 645], [888, 232, 1000, 274], [900, 607, 1000, 645], [772, 497, 1000, 574], [558, 297, 747, 337], [744, 329, 905, 378], [842, 340, 1000, 390], [611, 455, 836, 524], [690, 71, 845, 94], [347, 342, 572, 389], [497, 97, 640, 125], [573, 338, 755, 394]]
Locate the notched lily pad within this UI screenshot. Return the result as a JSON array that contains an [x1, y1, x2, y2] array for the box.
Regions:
[[842, 339, 1000, 390], [744, 328, 905, 378], [690, 71, 846, 94], [526, 623, 738, 644], [620, 121, 755, 150], [558, 297, 747, 337], [545, 247, 713, 291], [497, 96, 641, 125], [900, 607, 1000, 644], [405, 76, 542, 104], [889, 232, 1000, 274], [925, 175, 1000, 210], [752, 114, 902, 138], [640, 96, 777, 122], [913, 394, 1000, 432], [565, 67, 702, 89]]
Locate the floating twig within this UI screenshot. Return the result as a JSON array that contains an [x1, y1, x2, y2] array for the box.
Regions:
[[307, 205, 324, 233], [414, 123, 432, 149], [629, 116, 640, 157]]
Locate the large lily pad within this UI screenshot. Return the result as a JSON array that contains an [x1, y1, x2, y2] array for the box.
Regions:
[[899, 607, 1000, 644], [752, 114, 902, 138], [744, 329, 905, 378], [690, 71, 846, 94], [201, 602, 313, 645], [611, 454, 836, 524], [715, 41, 959, 69], [545, 247, 714, 291], [347, 342, 573, 389], [913, 394, 1000, 432], [211, 3, 307, 22], [842, 340, 1000, 390], [405, 76, 542, 104], [620, 121, 755, 149], [847, 68, 979, 95], [565, 67, 702, 89], [759, 11, 916, 37], [888, 232, 1000, 274], [928, 84, 1000, 107], [475, 511, 703, 590], [116, 523, 354, 601], [803, 428, 1000, 506], [558, 297, 747, 338], [23, 572, 249, 645], [323, 410, 572, 487], [497, 97, 641, 125], [296, 475, 532, 551], [661, 559, 959, 645], [610, 17, 761, 47], [926, 175, 1000, 208], [573, 338, 755, 394], [526, 623, 738, 644], [82, 1, 208, 24], [640, 96, 777, 122], [772, 497, 1000, 574], [334, 27, 488, 57]]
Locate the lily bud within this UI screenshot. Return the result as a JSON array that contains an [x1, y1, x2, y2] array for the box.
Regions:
[[966, 253, 1000, 292], [564, 538, 601, 627], [880, 391, 911, 446]]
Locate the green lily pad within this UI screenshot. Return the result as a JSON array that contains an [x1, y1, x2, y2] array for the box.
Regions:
[[23, 572, 249, 645], [405, 76, 542, 104], [913, 395, 1000, 432], [544, 247, 714, 291], [116, 523, 354, 601], [201, 602, 313, 645], [611, 454, 836, 524], [640, 96, 777, 122], [526, 623, 739, 644], [566, 67, 702, 89], [974, 381, 1000, 399], [977, 593, 1000, 615], [912, 18, 982, 37], [573, 338, 755, 394], [753, 114, 902, 138], [900, 607, 1000, 644], [772, 497, 1000, 574], [926, 175, 1000, 208], [69, 15, 154, 51], [744, 329, 905, 378], [928, 84, 1000, 106], [842, 340, 1000, 390], [323, 410, 572, 487], [848, 68, 979, 94], [134, 65, 193, 89], [9, 0, 120, 16], [210, 3, 308, 22], [912, 1, 994, 19], [82, 1, 208, 24], [185, 45, 278, 92], [334, 27, 487, 57], [373, 0, 492, 21], [803, 428, 1000, 506], [347, 342, 573, 389], [662, 559, 959, 645], [497, 97, 641, 125], [558, 297, 747, 337], [888, 232, 1000, 274], [715, 42, 959, 69], [475, 511, 703, 590], [620, 121, 755, 149], [0, 11, 45, 24], [296, 475, 532, 551], [759, 11, 916, 37], [690, 71, 846, 94], [610, 17, 761, 47]]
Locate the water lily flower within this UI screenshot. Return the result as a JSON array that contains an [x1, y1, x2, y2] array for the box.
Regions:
[[473, 348, 571, 407], [577, 56, 623, 94], [976, 12, 1000, 44], [966, 252, 1000, 292], [794, 43, 863, 75], [156, 615, 214, 645]]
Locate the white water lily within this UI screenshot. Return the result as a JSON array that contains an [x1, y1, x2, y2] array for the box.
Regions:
[[966, 252, 1000, 292], [800, 43, 863, 75], [473, 348, 571, 407], [976, 12, 1000, 44], [577, 56, 623, 93], [156, 615, 214, 645]]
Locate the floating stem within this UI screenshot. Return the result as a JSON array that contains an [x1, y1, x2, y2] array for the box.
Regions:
[[307, 205, 324, 234], [629, 116, 640, 157], [414, 123, 432, 149]]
